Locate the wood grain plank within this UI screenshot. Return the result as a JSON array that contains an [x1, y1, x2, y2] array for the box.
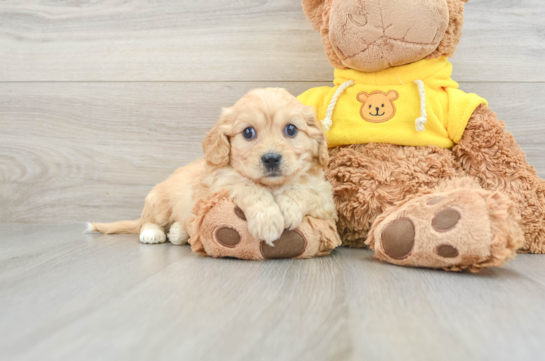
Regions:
[[337, 248, 545, 361], [1, 81, 544, 224], [0, 0, 544, 82], [1, 224, 544, 361], [0, 224, 351, 361], [452, 0, 545, 82]]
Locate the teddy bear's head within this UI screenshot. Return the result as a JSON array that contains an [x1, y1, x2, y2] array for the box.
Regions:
[[302, 0, 469, 72]]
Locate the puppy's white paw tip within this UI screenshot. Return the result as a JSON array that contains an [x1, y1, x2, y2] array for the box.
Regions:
[[85, 222, 96, 234], [139, 229, 166, 244], [167, 222, 189, 246]]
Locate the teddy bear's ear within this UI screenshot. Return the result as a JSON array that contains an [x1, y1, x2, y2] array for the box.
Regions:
[[302, 0, 326, 32], [357, 92, 369, 104], [427, 0, 468, 60]]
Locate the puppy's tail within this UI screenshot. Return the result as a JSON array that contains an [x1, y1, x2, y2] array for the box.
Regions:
[[86, 220, 141, 235]]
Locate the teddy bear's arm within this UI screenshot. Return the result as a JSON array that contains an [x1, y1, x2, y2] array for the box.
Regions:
[[453, 105, 545, 254], [445, 87, 487, 143]]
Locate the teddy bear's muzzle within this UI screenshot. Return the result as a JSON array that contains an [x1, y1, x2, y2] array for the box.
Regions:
[[328, 0, 450, 72]]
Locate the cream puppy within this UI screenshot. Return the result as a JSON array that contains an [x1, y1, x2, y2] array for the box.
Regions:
[[89, 88, 336, 246]]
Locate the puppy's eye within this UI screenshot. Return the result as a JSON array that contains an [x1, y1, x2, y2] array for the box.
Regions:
[[242, 127, 256, 140], [369, 105, 372, 109], [284, 124, 298, 138], [382, 104, 384, 107]]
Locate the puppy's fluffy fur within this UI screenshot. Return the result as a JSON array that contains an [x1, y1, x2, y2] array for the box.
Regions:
[[89, 88, 337, 245]]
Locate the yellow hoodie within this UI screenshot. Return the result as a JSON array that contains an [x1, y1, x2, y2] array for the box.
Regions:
[[297, 56, 487, 149]]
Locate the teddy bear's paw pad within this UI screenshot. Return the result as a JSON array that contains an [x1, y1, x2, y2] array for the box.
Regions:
[[215, 227, 242, 248], [381, 218, 415, 259], [436, 244, 459, 258], [432, 209, 461, 232], [260, 230, 307, 259], [234, 206, 246, 221]]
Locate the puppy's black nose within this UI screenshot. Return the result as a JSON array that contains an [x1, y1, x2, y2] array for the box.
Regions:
[[262, 153, 282, 170], [376, 107, 380, 112]]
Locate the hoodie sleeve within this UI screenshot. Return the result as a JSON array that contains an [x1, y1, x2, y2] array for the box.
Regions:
[[446, 88, 488, 143], [297, 86, 334, 122]]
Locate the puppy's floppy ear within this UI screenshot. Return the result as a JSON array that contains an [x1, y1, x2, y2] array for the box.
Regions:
[[302, 0, 326, 32], [303, 105, 329, 168], [202, 107, 234, 167]]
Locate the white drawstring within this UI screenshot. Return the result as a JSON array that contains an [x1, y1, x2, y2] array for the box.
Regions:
[[414, 80, 427, 132], [321, 80, 355, 132]]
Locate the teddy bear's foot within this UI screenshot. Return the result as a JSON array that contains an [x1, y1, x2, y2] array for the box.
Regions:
[[189, 191, 341, 260], [367, 187, 524, 272]]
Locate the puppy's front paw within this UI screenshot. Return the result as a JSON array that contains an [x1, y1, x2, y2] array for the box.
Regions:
[[247, 205, 284, 246], [277, 196, 304, 231]]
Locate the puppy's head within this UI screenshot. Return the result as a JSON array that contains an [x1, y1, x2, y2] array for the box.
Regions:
[[202, 88, 328, 186]]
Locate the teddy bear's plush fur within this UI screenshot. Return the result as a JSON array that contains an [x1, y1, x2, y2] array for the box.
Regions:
[[301, 0, 545, 271]]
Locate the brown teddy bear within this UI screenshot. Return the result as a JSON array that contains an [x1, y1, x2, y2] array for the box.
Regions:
[[298, 0, 545, 271]]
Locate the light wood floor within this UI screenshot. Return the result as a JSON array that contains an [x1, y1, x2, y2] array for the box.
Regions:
[[1, 224, 544, 361], [1, 0, 545, 360]]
